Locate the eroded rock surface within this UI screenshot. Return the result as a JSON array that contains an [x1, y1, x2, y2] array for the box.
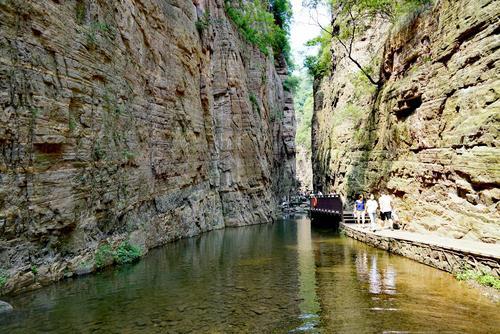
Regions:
[[0, 0, 295, 294], [312, 0, 499, 242]]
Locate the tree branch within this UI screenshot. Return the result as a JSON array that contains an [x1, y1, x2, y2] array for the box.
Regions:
[[334, 35, 379, 86], [309, 8, 333, 36], [305, 0, 380, 86]]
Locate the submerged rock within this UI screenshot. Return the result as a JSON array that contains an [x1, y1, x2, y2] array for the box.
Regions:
[[0, 300, 13, 313]]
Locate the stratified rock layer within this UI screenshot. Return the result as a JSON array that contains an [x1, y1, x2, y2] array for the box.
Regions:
[[0, 0, 295, 294], [312, 0, 499, 242]]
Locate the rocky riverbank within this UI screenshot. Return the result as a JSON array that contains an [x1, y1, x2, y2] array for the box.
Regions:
[[0, 0, 295, 295]]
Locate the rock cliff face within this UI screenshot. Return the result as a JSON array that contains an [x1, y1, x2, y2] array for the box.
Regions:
[[0, 0, 295, 294], [312, 0, 499, 242]]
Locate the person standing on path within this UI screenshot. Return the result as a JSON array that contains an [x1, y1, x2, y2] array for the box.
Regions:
[[379, 192, 394, 230], [366, 194, 378, 232], [353, 195, 366, 225]]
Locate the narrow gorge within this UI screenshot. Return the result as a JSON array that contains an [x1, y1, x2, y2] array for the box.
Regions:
[[0, 0, 296, 295], [0, 0, 499, 332], [311, 0, 499, 243]]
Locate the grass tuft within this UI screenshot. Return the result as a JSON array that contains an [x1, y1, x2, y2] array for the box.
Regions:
[[114, 241, 142, 265], [455, 269, 500, 290]]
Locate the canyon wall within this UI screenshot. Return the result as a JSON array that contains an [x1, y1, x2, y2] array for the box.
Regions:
[[312, 0, 499, 242], [0, 0, 295, 294]]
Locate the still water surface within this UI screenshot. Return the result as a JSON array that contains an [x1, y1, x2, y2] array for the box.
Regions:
[[1, 216, 499, 333]]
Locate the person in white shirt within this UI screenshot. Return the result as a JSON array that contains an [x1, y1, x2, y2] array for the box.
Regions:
[[378, 192, 394, 230], [366, 194, 378, 231]]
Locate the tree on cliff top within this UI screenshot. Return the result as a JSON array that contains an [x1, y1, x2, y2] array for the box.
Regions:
[[303, 0, 432, 83]]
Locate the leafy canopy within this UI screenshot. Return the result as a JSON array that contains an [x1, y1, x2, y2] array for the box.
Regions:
[[304, 28, 332, 77], [302, 0, 433, 79], [293, 72, 314, 151], [225, 0, 293, 67]]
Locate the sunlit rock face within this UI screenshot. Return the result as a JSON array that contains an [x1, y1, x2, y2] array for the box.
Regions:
[[312, 0, 499, 242], [0, 0, 295, 294]]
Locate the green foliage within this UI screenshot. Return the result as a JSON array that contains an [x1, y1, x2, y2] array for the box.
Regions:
[[455, 269, 500, 290], [477, 274, 500, 290], [122, 149, 136, 161], [283, 75, 300, 93], [95, 241, 142, 268], [95, 244, 113, 268], [86, 21, 115, 48], [351, 66, 377, 99], [114, 104, 125, 115], [225, 0, 293, 66], [303, 0, 433, 79], [30, 265, 38, 275], [270, 0, 293, 68], [326, 0, 432, 24], [68, 116, 77, 131], [455, 269, 475, 281], [75, 0, 86, 24], [304, 29, 332, 77], [352, 126, 366, 144], [393, 0, 433, 31], [0, 269, 8, 289], [30, 107, 40, 118], [114, 241, 142, 265], [294, 71, 313, 151], [92, 142, 106, 161], [421, 55, 432, 63], [91, 21, 114, 36], [196, 9, 211, 33], [270, 0, 292, 30], [249, 93, 260, 115], [225, 0, 276, 55]]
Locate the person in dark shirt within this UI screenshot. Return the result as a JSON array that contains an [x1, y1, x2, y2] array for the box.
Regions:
[[353, 194, 366, 225]]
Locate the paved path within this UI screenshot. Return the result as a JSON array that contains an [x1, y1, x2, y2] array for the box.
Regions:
[[342, 213, 500, 259]]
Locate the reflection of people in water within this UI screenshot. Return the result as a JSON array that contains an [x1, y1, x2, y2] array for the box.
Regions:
[[355, 252, 397, 295], [383, 265, 396, 295], [369, 255, 381, 294], [355, 251, 369, 281]]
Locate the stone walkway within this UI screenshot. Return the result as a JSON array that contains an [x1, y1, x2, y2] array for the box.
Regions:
[[342, 222, 500, 259], [342, 211, 500, 261]]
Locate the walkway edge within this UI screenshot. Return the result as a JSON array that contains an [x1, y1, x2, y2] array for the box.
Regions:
[[340, 223, 500, 277]]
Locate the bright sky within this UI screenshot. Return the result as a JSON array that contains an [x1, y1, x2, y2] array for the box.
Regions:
[[290, 0, 330, 68]]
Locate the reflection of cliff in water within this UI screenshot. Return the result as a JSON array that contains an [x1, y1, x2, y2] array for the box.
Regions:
[[312, 232, 383, 332], [295, 216, 321, 331], [1, 218, 498, 333], [2, 223, 303, 333]]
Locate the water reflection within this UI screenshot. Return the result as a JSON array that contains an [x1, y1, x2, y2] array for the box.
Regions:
[[294, 216, 320, 332], [310, 230, 499, 333], [1, 217, 499, 333], [355, 251, 397, 296]]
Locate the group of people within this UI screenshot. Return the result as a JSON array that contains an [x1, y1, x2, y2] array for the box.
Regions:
[[353, 192, 396, 232]]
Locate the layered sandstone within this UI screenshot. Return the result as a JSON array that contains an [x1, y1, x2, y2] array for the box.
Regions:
[[0, 0, 295, 294], [312, 0, 499, 242]]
